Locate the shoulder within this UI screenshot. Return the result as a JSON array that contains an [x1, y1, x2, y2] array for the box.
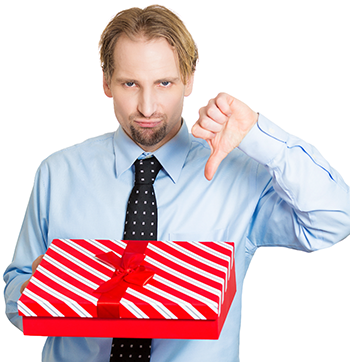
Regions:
[[38, 132, 116, 172]]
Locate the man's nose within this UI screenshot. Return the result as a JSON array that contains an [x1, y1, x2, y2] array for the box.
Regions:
[[137, 88, 158, 118]]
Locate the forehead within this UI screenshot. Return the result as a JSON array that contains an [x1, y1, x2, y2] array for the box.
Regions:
[[112, 34, 180, 80]]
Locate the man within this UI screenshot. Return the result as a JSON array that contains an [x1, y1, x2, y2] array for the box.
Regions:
[[4, 5, 350, 362]]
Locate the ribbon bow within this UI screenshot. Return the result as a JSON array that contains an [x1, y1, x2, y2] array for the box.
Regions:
[[94, 250, 154, 318]]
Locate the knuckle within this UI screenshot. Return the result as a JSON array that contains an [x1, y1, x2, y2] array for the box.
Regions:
[[216, 95, 226, 107], [207, 106, 217, 120], [191, 123, 199, 134], [201, 117, 213, 130], [217, 92, 227, 99], [198, 106, 206, 117]]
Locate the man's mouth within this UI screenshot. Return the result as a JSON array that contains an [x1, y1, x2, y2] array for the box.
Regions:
[[134, 119, 162, 128]]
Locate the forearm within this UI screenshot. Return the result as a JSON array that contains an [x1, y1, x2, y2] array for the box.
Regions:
[[4, 270, 30, 330], [240, 114, 350, 250], [3, 164, 49, 329]]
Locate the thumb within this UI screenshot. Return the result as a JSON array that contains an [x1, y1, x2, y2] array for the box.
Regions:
[[32, 254, 44, 272], [204, 148, 227, 181]]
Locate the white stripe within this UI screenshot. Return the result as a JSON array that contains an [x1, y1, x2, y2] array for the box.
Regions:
[[148, 244, 225, 294], [126, 288, 178, 319], [213, 242, 234, 268], [144, 284, 206, 320], [37, 266, 98, 305], [108, 239, 127, 250], [31, 277, 93, 318], [84, 239, 123, 259], [145, 256, 222, 300], [120, 298, 149, 319], [50, 244, 111, 281], [84, 239, 112, 253], [61, 239, 96, 258], [188, 241, 232, 278], [45, 255, 99, 289], [23, 288, 64, 317], [152, 274, 218, 314], [60, 239, 115, 272], [161, 241, 228, 286], [79, 239, 124, 271], [17, 300, 37, 317]]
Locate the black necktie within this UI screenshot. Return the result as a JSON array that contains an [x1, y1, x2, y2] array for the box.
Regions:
[[109, 156, 162, 362]]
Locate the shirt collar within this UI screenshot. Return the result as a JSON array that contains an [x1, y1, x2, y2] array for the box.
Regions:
[[113, 122, 191, 183]]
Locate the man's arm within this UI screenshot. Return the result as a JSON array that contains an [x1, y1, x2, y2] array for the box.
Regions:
[[192, 93, 350, 250], [3, 163, 49, 330]]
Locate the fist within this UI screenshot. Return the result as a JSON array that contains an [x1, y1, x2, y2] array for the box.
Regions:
[[192, 93, 258, 180]]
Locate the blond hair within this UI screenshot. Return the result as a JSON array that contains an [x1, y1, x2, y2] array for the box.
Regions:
[[99, 5, 198, 84]]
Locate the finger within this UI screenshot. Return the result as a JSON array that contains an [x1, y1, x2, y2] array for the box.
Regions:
[[191, 122, 216, 140], [204, 148, 227, 181], [215, 93, 234, 117], [205, 100, 228, 125], [20, 255, 44, 294], [20, 279, 30, 294], [196, 104, 226, 134], [197, 115, 224, 134], [32, 254, 44, 273]]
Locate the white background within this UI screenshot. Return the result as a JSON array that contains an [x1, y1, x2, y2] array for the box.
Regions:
[[1, 0, 350, 361]]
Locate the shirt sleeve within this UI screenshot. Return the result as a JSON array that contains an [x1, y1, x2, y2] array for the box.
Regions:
[[3, 162, 49, 330], [238, 114, 350, 253]]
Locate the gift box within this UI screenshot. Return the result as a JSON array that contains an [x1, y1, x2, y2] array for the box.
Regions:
[[18, 239, 236, 339]]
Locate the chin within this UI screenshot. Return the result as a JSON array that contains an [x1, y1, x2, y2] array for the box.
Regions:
[[130, 124, 168, 148]]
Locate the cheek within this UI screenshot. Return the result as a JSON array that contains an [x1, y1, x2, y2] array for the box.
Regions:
[[112, 92, 135, 118], [161, 90, 185, 116]]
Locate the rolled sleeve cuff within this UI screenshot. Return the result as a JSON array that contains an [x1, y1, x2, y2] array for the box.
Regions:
[[238, 114, 288, 165]]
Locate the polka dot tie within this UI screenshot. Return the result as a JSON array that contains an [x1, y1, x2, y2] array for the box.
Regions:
[[109, 156, 162, 362]]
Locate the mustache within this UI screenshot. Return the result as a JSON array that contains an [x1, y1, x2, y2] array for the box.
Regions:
[[129, 112, 167, 122]]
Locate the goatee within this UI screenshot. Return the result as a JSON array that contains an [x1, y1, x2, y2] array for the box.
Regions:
[[130, 123, 168, 147]]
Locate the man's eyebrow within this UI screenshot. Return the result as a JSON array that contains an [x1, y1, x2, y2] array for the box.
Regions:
[[115, 77, 137, 83], [154, 77, 180, 84], [115, 77, 181, 84]]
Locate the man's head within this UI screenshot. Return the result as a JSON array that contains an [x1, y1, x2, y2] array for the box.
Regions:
[[99, 5, 198, 151], [99, 5, 198, 85]]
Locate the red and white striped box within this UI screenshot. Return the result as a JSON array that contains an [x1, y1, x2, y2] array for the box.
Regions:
[[18, 239, 236, 339]]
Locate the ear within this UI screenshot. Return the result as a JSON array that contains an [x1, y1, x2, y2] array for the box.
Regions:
[[103, 73, 113, 98], [184, 75, 194, 97]]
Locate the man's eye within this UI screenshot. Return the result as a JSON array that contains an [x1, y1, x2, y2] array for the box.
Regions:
[[160, 81, 171, 87], [125, 82, 135, 87]]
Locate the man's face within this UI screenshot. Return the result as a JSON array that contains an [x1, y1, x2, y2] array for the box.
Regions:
[[103, 34, 193, 152]]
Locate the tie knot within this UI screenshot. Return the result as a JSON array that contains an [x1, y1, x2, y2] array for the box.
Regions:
[[134, 157, 162, 185]]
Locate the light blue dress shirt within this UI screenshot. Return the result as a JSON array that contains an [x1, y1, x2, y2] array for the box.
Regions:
[[4, 114, 350, 362]]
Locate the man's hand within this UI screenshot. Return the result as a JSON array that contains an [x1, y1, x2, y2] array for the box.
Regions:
[[192, 93, 258, 180], [20, 254, 44, 294]]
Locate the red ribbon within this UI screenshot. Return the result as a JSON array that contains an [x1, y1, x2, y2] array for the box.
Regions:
[[94, 245, 154, 318]]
